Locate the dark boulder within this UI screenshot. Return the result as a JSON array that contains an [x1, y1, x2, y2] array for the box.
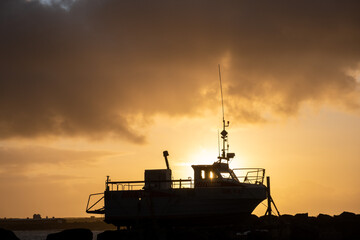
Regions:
[[46, 228, 92, 240], [0, 228, 20, 240], [259, 214, 279, 225], [243, 229, 271, 240], [279, 214, 293, 224], [247, 214, 259, 225], [290, 222, 319, 240], [294, 213, 308, 220], [97, 230, 140, 240], [338, 211, 356, 220], [317, 213, 332, 221], [317, 213, 334, 227], [334, 212, 360, 240]]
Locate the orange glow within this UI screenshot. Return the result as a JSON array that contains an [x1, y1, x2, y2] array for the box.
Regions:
[[1, 107, 360, 218], [189, 148, 218, 165], [1, 0, 360, 219]]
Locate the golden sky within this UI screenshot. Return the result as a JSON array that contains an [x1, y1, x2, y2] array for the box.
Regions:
[[0, 0, 360, 218]]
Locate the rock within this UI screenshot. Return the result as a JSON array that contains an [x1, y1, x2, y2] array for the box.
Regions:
[[290, 222, 319, 240], [0, 228, 20, 240], [334, 212, 360, 240], [338, 211, 356, 220], [317, 213, 333, 226], [279, 214, 293, 223], [97, 230, 138, 240], [248, 214, 259, 223], [46, 228, 92, 240], [245, 229, 271, 240], [319, 230, 342, 240], [317, 214, 332, 220], [259, 214, 279, 224], [293, 213, 309, 225], [294, 213, 308, 219]]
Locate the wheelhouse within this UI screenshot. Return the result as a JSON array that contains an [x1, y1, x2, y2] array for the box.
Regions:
[[192, 162, 240, 187]]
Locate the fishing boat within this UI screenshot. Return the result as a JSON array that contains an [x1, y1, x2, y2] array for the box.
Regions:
[[86, 68, 268, 227], [86, 119, 268, 228]]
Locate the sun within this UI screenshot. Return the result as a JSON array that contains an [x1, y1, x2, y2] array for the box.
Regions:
[[189, 148, 219, 165], [173, 148, 219, 179]]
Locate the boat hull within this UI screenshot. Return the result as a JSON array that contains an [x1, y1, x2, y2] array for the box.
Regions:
[[104, 184, 267, 226]]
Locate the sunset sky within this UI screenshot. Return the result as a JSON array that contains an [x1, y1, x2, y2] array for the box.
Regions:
[[1, 0, 360, 218]]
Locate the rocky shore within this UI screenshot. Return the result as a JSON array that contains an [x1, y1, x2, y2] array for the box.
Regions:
[[0, 217, 115, 231], [1, 212, 359, 240]]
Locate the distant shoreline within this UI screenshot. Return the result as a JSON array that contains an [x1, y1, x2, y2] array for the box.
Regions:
[[1, 212, 359, 231], [1, 212, 360, 240], [0, 217, 116, 231]]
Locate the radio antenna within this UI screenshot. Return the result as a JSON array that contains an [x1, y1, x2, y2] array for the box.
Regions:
[[218, 64, 225, 122], [218, 129, 220, 157], [217, 64, 235, 163]]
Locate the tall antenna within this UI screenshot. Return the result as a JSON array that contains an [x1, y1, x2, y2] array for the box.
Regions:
[[217, 64, 235, 163], [218, 64, 225, 122], [218, 129, 220, 157]]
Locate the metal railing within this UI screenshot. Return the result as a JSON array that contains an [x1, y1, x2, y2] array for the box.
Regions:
[[104, 168, 265, 191], [86, 192, 104, 214], [232, 168, 265, 184], [106, 179, 193, 191]]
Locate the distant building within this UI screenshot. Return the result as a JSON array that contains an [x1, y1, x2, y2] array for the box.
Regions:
[[33, 214, 41, 220]]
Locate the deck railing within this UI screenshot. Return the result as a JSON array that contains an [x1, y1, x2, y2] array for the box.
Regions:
[[105, 168, 265, 191], [106, 179, 193, 191], [233, 168, 265, 184], [86, 192, 104, 214]]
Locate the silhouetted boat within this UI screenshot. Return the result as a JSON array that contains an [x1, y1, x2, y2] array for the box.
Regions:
[[86, 67, 268, 227], [86, 118, 267, 227]]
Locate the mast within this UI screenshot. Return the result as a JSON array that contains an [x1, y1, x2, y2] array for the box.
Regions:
[[217, 64, 235, 164]]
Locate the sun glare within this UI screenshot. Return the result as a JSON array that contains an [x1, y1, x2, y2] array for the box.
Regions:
[[190, 148, 219, 165], [173, 148, 219, 179]]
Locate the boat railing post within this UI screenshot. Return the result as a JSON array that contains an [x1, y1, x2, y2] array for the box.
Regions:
[[266, 176, 272, 216], [106, 176, 110, 191], [188, 177, 192, 188], [263, 169, 266, 183]]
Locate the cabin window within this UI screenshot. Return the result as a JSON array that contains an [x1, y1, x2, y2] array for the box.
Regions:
[[220, 172, 231, 179], [210, 171, 218, 179], [201, 170, 205, 179]]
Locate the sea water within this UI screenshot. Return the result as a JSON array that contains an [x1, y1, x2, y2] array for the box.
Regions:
[[13, 230, 103, 240]]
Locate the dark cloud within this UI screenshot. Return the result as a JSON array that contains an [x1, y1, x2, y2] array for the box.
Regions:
[[0, 145, 114, 174], [1, 0, 359, 141]]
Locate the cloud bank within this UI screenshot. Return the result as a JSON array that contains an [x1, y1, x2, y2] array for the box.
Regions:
[[1, 0, 359, 142], [0, 145, 113, 175]]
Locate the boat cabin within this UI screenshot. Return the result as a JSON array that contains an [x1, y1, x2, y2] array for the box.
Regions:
[[192, 162, 240, 187]]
